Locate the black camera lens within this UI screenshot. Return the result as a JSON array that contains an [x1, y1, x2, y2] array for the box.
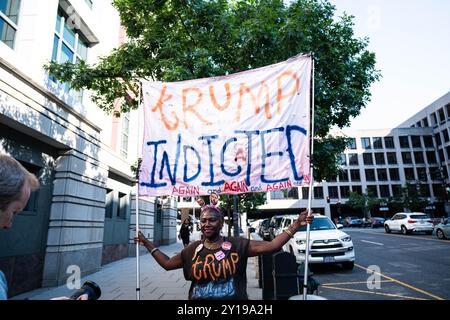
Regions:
[[70, 281, 101, 300]]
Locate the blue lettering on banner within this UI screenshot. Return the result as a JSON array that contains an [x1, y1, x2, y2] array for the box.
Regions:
[[140, 125, 307, 189], [260, 127, 289, 183], [183, 145, 201, 182]]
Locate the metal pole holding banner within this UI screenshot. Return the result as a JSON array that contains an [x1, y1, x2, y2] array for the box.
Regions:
[[303, 55, 315, 300], [135, 81, 142, 300]]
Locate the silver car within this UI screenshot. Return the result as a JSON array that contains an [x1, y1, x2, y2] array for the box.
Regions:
[[434, 218, 450, 240]]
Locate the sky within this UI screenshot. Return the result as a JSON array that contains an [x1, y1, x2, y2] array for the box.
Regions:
[[328, 0, 450, 130]]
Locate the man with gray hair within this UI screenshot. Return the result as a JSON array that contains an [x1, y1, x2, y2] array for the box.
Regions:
[[0, 153, 39, 299]]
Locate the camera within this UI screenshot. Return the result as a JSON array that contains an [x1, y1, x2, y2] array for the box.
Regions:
[[69, 281, 102, 300]]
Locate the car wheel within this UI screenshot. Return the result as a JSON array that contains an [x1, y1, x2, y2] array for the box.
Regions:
[[437, 229, 446, 240], [401, 225, 409, 235], [384, 225, 391, 233], [342, 261, 354, 270]]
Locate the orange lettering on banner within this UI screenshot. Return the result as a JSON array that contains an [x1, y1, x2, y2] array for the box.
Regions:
[[203, 254, 216, 281], [182, 87, 212, 129], [209, 83, 231, 111], [151, 85, 179, 130], [276, 70, 300, 115], [259, 81, 272, 119]]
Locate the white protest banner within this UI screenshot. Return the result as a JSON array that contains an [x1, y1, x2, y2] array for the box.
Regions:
[[140, 54, 312, 197]]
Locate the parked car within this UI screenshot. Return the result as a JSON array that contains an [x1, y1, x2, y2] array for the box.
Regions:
[[384, 212, 434, 235], [369, 217, 385, 228], [434, 218, 450, 240], [268, 215, 284, 240], [281, 214, 355, 270], [344, 216, 363, 228], [258, 218, 271, 241]]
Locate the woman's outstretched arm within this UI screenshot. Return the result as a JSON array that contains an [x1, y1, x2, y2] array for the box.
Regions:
[[135, 231, 183, 270]]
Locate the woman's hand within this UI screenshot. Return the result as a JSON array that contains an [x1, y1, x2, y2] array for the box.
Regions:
[[134, 230, 149, 246], [295, 209, 314, 228]]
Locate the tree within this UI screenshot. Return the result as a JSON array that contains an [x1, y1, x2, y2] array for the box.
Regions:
[[388, 183, 428, 213], [346, 192, 379, 219], [219, 192, 266, 237], [45, 0, 380, 181]]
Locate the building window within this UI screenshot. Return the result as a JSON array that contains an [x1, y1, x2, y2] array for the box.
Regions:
[[352, 185, 362, 195], [426, 151, 437, 164], [350, 169, 360, 182], [340, 186, 350, 198], [447, 104, 450, 120], [435, 133, 442, 146], [361, 137, 371, 149], [413, 151, 425, 164], [446, 146, 450, 159], [117, 192, 128, 219], [431, 113, 437, 126], [0, 0, 21, 49], [399, 136, 410, 148], [338, 170, 349, 182], [313, 187, 324, 200], [375, 153, 385, 165], [337, 154, 347, 166], [429, 167, 441, 181], [415, 121, 421, 128], [384, 136, 395, 149], [404, 168, 415, 181], [120, 113, 130, 158], [51, 9, 89, 95], [363, 153, 373, 165], [416, 168, 427, 182], [411, 136, 421, 148], [442, 129, 450, 143], [373, 137, 383, 149], [379, 185, 390, 198], [377, 169, 388, 181], [105, 189, 114, 218], [365, 169, 376, 182], [270, 188, 298, 200], [85, 0, 93, 9], [348, 153, 359, 166], [366, 185, 378, 198], [438, 108, 446, 123], [348, 138, 357, 150], [422, 118, 429, 127], [389, 168, 400, 181], [387, 152, 397, 164], [328, 174, 337, 182], [301, 187, 309, 200], [439, 149, 445, 163], [402, 152, 413, 164], [328, 186, 339, 199], [423, 136, 434, 148]]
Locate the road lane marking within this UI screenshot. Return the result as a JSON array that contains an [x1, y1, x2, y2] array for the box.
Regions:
[[352, 231, 449, 244], [322, 280, 394, 286], [361, 240, 384, 246], [355, 263, 445, 300], [321, 285, 428, 300]]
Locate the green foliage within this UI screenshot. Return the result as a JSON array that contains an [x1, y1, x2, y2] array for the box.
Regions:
[[388, 183, 428, 212], [346, 191, 380, 218], [45, 0, 380, 180]]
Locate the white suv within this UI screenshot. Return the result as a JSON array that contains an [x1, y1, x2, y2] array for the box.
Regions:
[[384, 212, 434, 235], [281, 215, 355, 270]]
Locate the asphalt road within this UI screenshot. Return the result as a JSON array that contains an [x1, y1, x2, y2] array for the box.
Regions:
[[308, 228, 450, 300]]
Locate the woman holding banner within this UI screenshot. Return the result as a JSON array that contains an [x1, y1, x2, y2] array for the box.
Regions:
[[135, 204, 312, 300]]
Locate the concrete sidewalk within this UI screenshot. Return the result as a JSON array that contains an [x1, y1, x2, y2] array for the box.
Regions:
[[13, 234, 262, 300]]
